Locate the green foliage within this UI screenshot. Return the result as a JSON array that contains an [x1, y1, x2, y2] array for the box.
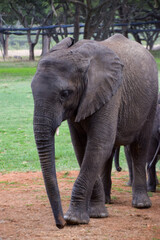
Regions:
[[1, 0, 160, 58], [0, 0, 17, 25]]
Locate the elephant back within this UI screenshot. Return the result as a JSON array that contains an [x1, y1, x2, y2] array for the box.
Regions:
[[101, 34, 158, 135]]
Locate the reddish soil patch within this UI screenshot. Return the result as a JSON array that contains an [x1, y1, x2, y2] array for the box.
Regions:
[[0, 171, 160, 240]]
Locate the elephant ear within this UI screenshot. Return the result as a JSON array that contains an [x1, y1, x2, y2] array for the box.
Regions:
[[50, 37, 74, 52], [75, 43, 123, 122]]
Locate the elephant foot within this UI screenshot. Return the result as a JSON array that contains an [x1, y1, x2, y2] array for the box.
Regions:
[[89, 202, 108, 218], [132, 192, 152, 209], [64, 207, 89, 225]]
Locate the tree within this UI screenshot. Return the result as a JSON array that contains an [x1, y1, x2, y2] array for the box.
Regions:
[[1, 0, 160, 61], [0, 2, 16, 59], [134, 0, 160, 49], [67, 0, 119, 40], [8, 0, 55, 60], [116, 0, 160, 49], [0, 15, 9, 59]]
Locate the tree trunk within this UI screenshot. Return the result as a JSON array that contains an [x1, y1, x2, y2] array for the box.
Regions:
[[122, 26, 128, 38], [27, 29, 41, 61], [131, 29, 142, 44], [84, 11, 92, 39], [74, 4, 80, 42], [0, 33, 9, 60], [4, 34, 9, 59], [29, 42, 35, 61], [42, 33, 51, 56]]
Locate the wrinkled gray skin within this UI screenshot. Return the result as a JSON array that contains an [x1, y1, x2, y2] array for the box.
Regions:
[[114, 96, 160, 192], [31, 34, 158, 228]]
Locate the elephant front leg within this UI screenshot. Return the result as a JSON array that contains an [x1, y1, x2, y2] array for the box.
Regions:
[[64, 175, 108, 224], [65, 98, 119, 224], [89, 149, 114, 216], [89, 176, 108, 218], [64, 147, 111, 225], [65, 121, 90, 224], [64, 171, 93, 224]]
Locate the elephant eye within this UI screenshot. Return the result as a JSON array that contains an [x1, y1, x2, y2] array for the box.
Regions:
[[60, 90, 73, 100]]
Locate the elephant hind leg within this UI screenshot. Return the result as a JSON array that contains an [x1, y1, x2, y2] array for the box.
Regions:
[[124, 145, 133, 186], [130, 102, 158, 208], [129, 143, 151, 208], [129, 138, 152, 208], [101, 151, 114, 204]]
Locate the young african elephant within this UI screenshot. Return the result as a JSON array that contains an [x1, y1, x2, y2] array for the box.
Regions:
[[31, 34, 158, 228]]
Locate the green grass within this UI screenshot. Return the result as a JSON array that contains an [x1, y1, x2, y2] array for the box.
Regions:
[[0, 60, 78, 172], [0, 57, 160, 172], [0, 67, 36, 77], [0, 61, 38, 82]]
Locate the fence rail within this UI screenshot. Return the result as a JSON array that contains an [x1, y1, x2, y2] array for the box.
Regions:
[[0, 21, 160, 36]]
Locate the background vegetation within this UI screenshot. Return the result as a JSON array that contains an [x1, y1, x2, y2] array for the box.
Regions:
[[0, 54, 160, 173], [1, 0, 160, 60]]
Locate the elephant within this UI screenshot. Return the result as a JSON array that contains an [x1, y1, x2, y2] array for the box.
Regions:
[[114, 95, 160, 192], [31, 34, 158, 228]]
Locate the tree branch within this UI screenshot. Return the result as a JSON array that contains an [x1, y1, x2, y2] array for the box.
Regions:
[[9, 2, 26, 27], [67, 0, 87, 8], [51, 0, 58, 17]]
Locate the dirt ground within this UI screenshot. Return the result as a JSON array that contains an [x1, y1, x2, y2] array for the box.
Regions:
[[0, 170, 160, 240]]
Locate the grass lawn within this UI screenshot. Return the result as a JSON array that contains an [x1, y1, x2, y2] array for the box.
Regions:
[[0, 57, 160, 172], [0, 61, 78, 172]]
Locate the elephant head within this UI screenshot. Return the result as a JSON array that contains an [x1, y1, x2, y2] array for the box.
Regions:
[[31, 37, 123, 228]]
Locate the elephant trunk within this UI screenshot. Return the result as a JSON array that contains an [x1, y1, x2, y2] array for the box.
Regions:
[[33, 114, 66, 229]]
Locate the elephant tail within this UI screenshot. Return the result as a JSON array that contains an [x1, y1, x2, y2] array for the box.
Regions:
[[114, 147, 122, 172], [148, 140, 160, 169]]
